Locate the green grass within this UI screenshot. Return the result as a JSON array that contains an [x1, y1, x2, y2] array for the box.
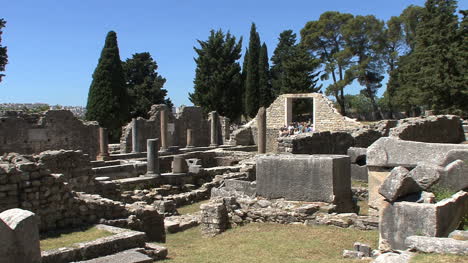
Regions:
[[156, 223, 378, 263], [40, 226, 114, 251], [351, 180, 368, 188], [177, 200, 209, 215], [410, 253, 468, 263]]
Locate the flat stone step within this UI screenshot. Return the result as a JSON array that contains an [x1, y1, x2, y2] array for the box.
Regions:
[[74, 249, 152, 263]]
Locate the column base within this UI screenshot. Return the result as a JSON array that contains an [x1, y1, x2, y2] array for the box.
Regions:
[[97, 154, 111, 161]]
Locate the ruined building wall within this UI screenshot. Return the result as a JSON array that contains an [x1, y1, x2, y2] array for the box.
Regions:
[[0, 110, 100, 160], [265, 93, 362, 131], [120, 105, 229, 153]]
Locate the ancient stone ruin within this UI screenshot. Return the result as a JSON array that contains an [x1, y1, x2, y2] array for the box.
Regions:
[[0, 98, 467, 262]]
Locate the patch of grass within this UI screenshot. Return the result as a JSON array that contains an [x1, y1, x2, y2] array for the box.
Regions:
[[357, 200, 369, 216], [351, 180, 368, 188], [410, 253, 468, 263], [156, 223, 378, 263], [430, 185, 457, 202], [177, 200, 209, 215], [40, 226, 113, 251]]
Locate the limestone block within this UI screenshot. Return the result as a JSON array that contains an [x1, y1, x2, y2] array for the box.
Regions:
[[405, 236, 468, 255], [351, 164, 368, 182], [367, 137, 468, 168], [449, 230, 468, 241], [379, 166, 419, 202], [347, 147, 367, 164], [379, 191, 468, 250], [256, 154, 354, 212], [0, 208, 41, 263], [372, 251, 413, 263]]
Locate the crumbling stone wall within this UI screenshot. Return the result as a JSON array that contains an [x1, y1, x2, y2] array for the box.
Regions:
[[0, 151, 164, 240], [265, 93, 362, 131], [0, 110, 100, 160], [120, 105, 229, 152]]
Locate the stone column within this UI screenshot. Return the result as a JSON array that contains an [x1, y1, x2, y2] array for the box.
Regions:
[[210, 111, 218, 147], [131, 118, 140, 153], [160, 109, 168, 152], [146, 139, 159, 176], [186, 129, 194, 148], [172, 156, 188, 173], [98, 127, 109, 160], [257, 107, 266, 154]]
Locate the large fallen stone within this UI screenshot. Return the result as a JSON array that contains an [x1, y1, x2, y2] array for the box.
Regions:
[[389, 115, 465, 143], [125, 204, 165, 242], [367, 138, 468, 168], [347, 147, 367, 164], [378, 166, 418, 202], [372, 251, 413, 263], [379, 191, 468, 250], [76, 248, 153, 263], [256, 154, 354, 212], [405, 235, 468, 255], [0, 208, 41, 263]]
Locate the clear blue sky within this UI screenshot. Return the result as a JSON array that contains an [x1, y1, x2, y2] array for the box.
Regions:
[[1, 0, 464, 107]]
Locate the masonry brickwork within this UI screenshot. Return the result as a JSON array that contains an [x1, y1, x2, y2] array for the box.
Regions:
[[0, 110, 100, 160]]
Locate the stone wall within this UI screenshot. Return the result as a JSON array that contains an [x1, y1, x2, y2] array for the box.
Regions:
[[0, 110, 100, 160], [0, 151, 165, 240], [264, 93, 362, 131], [120, 105, 229, 152]]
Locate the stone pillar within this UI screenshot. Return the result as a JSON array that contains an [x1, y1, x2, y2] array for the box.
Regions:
[[172, 156, 188, 173], [160, 109, 168, 152], [98, 127, 110, 160], [146, 139, 160, 176], [186, 129, 194, 148], [132, 118, 140, 153], [210, 111, 218, 147], [257, 107, 266, 154]]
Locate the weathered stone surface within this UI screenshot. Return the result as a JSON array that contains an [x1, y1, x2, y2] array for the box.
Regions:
[[277, 131, 355, 155], [379, 191, 468, 250], [0, 110, 100, 160], [379, 166, 419, 202], [367, 137, 468, 168], [347, 147, 367, 163], [405, 235, 468, 255], [200, 201, 228, 237], [125, 204, 165, 242], [449, 230, 468, 241], [256, 154, 354, 212], [372, 251, 413, 263], [407, 164, 442, 190], [0, 208, 41, 263], [144, 243, 168, 260], [389, 115, 465, 143], [75, 248, 153, 263], [342, 250, 365, 259], [351, 164, 368, 182], [353, 242, 372, 257]]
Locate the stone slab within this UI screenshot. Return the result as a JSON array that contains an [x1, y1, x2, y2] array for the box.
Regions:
[[256, 154, 354, 212], [347, 147, 367, 164], [367, 137, 468, 168], [75, 249, 153, 263], [405, 236, 468, 255]]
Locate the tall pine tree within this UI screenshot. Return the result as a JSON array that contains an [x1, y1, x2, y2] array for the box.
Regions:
[[86, 31, 129, 142], [0, 19, 7, 83], [189, 29, 243, 120], [271, 30, 321, 95], [258, 43, 273, 107], [244, 23, 261, 118], [397, 0, 466, 115], [122, 52, 172, 118]]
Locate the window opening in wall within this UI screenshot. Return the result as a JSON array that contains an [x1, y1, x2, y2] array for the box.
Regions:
[[282, 98, 315, 137]]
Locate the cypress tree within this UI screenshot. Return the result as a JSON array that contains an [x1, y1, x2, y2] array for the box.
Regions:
[[0, 18, 7, 83], [86, 31, 129, 142], [258, 43, 273, 107], [245, 23, 261, 118]]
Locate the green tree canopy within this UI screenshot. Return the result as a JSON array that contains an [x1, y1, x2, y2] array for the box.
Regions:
[[86, 31, 130, 142], [300, 11, 354, 115], [0, 19, 7, 83], [122, 52, 172, 118], [189, 29, 243, 120], [258, 43, 273, 107], [271, 30, 322, 96], [244, 23, 262, 118]]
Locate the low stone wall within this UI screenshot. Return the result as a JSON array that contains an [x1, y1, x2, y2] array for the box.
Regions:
[[277, 132, 355, 154], [0, 110, 100, 160]]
